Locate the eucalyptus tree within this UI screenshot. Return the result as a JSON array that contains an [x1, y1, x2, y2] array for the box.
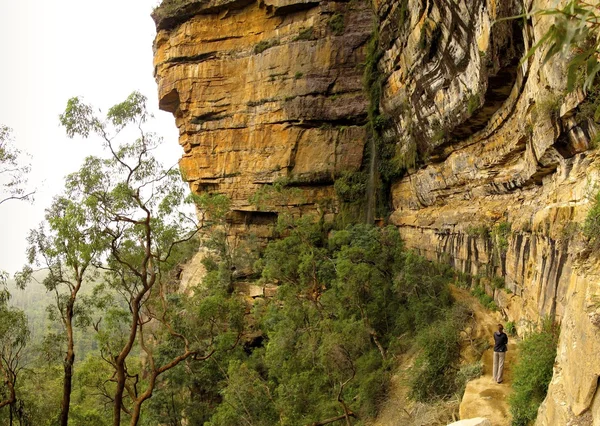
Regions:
[[0, 125, 34, 206], [0, 126, 33, 424], [0, 274, 29, 425], [18, 194, 105, 426], [59, 92, 229, 426]]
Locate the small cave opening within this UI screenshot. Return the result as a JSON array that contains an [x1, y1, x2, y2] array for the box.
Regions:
[[229, 210, 279, 226]]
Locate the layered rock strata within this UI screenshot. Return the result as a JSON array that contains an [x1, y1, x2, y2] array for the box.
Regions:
[[153, 0, 600, 424], [154, 0, 374, 240], [378, 0, 600, 424]]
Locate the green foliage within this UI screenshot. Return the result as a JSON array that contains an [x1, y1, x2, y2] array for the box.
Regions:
[[152, 0, 196, 23], [584, 188, 600, 250], [0, 300, 30, 420], [519, 1, 600, 92], [328, 13, 345, 36], [0, 125, 34, 205], [467, 93, 481, 115], [455, 362, 484, 398], [364, 29, 383, 125], [334, 170, 367, 203], [509, 319, 559, 426], [397, 137, 418, 171], [294, 71, 303, 79], [516, 1, 600, 145], [294, 27, 315, 41], [492, 221, 512, 255], [254, 39, 280, 54], [207, 360, 280, 426], [408, 306, 464, 401], [505, 321, 517, 336], [57, 92, 214, 424], [198, 219, 458, 424], [398, 0, 409, 28], [454, 271, 472, 289], [471, 286, 498, 311], [492, 276, 505, 289], [536, 93, 562, 120], [363, 26, 406, 184], [575, 79, 600, 128], [466, 225, 490, 238], [249, 177, 303, 210], [432, 129, 445, 143]]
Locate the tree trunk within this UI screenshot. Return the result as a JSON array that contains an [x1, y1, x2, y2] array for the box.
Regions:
[[113, 299, 142, 426], [113, 359, 126, 426], [59, 303, 75, 426]]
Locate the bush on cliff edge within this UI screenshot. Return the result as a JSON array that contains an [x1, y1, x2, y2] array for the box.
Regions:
[[509, 319, 559, 426]]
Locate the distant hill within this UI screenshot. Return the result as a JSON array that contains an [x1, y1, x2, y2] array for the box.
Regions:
[[6, 268, 103, 357]]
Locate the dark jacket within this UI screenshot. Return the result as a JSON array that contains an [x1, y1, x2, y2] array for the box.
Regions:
[[494, 331, 508, 352]]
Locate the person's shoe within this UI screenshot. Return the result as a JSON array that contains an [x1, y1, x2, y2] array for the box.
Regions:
[[497, 380, 503, 384]]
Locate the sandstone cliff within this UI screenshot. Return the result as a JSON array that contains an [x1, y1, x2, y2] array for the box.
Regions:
[[153, 0, 600, 424], [153, 0, 374, 243]]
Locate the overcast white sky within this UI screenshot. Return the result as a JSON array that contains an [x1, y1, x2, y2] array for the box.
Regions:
[[0, 0, 181, 274]]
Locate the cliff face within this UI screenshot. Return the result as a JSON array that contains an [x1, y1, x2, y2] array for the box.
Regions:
[[153, 0, 600, 424], [153, 0, 373, 241], [378, 0, 600, 424]]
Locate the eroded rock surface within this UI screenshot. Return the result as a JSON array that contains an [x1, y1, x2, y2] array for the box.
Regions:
[[154, 0, 374, 240], [379, 0, 600, 424], [153, 0, 600, 424]]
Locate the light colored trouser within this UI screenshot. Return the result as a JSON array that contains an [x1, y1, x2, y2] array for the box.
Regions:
[[493, 351, 506, 383]]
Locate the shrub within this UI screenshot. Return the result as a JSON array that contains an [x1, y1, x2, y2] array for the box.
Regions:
[[294, 71, 303, 80], [471, 286, 498, 311], [152, 0, 195, 25], [328, 13, 345, 35], [334, 171, 367, 203], [492, 276, 505, 289], [583, 189, 600, 250], [492, 221, 511, 255], [466, 225, 490, 238], [254, 39, 279, 54], [505, 321, 516, 336], [535, 93, 561, 120], [574, 77, 600, 125], [455, 362, 483, 397], [408, 306, 464, 402], [294, 27, 314, 41], [509, 319, 559, 426], [473, 338, 491, 357]]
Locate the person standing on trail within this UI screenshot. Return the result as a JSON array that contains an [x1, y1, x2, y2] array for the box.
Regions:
[[493, 324, 508, 383]]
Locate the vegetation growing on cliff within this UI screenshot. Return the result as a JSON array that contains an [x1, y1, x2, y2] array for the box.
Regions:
[[509, 319, 559, 426], [152, 0, 198, 29], [191, 220, 465, 424], [0, 125, 34, 206], [4, 93, 242, 426], [328, 13, 345, 36], [0, 87, 475, 425], [254, 39, 280, 54], [584, 189, 600, 250]]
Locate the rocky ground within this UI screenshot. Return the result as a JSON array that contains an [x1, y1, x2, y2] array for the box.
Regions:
[[455, 287, 518, 426], [371, 286, 518, 426]]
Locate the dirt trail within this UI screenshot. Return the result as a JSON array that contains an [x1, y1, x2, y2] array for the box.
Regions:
[[452, 286, 518, 426], [370, 286, 518, 426]]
